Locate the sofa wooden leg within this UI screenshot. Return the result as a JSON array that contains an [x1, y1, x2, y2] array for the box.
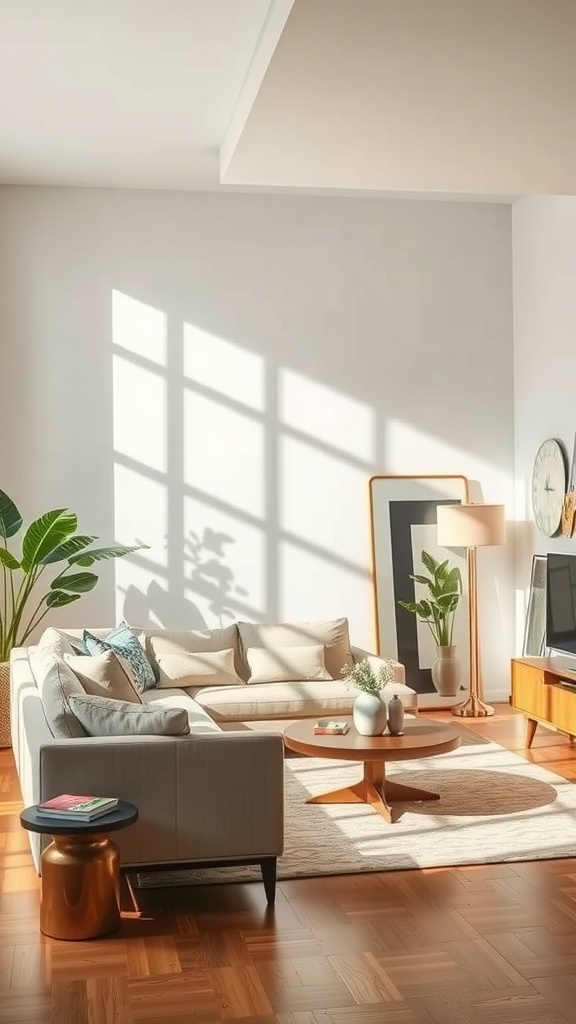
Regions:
[[260, 857, 277, 905]]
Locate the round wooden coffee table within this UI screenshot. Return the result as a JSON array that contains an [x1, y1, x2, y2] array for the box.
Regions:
[[283, 718, 461, 823]]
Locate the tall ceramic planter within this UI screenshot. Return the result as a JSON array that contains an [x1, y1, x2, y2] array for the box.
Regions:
[[353, 691, 387, 736], [431, 645, 461, 697], [0, 662, 10, 749]]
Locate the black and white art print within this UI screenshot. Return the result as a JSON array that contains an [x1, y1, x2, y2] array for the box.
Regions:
[[369, 475, 471, 709]]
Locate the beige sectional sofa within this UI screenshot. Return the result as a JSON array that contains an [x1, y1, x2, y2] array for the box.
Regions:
[[10, 617, 405, 903]]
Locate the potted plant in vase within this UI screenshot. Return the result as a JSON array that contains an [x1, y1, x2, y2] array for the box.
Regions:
[[397, 549, 462, 697], [341, 657, 397, 735], [0, 488, 147, 749]]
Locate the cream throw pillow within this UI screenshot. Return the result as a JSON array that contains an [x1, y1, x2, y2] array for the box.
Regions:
[[64, 651, 143, 704], [245, 643, 330, 684], [38, 626, 77, 659], [145, 625, 244, 684], [149, 645, 244, 689], [238, 618, 352, 680], [68, 693, 189, 737]]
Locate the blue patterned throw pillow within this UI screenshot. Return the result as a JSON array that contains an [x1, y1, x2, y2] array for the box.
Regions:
[[83, 621, 156, 692]]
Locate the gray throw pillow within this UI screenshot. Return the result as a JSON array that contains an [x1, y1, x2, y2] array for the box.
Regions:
[[29, 648, 88, 738], [68, 693, 190, 737]]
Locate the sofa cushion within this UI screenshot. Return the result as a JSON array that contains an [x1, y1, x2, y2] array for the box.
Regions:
[[64, 651, 143, 704], [141, 687, 223, 734], [245, 644, 330, 684], [83, 621, 156, 692], [68, 693, 190, 737], [237, 618, 352, 680], [146, 629, 244, 688], [192, 678, 357, 721], [29, 647, 87, 738]]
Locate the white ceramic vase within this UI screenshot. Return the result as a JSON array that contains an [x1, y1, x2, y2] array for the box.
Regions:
[[353, 691, 387, 736], [431, 645, 462, 697]]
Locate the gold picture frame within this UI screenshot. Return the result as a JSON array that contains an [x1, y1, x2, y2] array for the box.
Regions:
[[368, 474, 471, 709]]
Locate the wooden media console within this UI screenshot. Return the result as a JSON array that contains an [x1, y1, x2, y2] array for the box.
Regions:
[[511, 657, 576, 748]]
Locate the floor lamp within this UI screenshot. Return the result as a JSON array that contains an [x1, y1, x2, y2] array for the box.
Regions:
[[436, 503, 506, 718]]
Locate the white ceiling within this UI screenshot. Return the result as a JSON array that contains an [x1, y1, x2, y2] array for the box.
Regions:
[[0, 0, 272, 189], [1, 0, 574, 197]]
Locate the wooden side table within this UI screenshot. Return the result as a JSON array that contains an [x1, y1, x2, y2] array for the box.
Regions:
[[20, 800, 138, 940]]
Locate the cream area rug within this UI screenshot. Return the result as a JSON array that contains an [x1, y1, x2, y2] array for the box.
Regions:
[[135, 728, 576, 889]]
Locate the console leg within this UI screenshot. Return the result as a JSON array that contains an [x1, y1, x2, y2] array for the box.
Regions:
[[526, 718, 538, 748], [260, 858, 277, 905]]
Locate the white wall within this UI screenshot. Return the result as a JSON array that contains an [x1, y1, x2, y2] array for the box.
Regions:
[[0, 187, 514, 697], [513, 196, 576, 647]]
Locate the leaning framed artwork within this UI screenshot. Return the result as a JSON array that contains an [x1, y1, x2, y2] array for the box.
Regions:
[[368, 474, 471, 709], [522, 554, 547, 657]]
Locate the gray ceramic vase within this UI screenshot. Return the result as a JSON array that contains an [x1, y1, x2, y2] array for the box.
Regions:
[[387, 694, 405, 735]]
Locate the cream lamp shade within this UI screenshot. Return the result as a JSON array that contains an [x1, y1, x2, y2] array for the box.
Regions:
[[436, 504, 506, 548]]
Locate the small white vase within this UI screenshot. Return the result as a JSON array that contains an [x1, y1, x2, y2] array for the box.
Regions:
[[353, 691, 387, 736], [431, 645, 462, 697]]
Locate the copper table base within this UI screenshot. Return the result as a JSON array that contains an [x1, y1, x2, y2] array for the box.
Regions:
[[306, 759, 440, 824], [40, 833, 121, 941]]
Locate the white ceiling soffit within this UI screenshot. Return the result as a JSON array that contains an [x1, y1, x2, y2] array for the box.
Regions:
[[222, 0, 576, 196], [0, 0, 272, 189]]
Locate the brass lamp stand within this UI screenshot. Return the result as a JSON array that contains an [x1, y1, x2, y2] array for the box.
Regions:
[[436, 503, 506, 718]]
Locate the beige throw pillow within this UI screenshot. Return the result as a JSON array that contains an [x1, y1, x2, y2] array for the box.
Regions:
[[37, 626, 77, 660], [238, 618, 352, 680], [152, 648, 243, 689], [147, 627, 244, 688], [64, 651, 143, 704], [68, 693, 190, 737], [245, 644, 330, 684]]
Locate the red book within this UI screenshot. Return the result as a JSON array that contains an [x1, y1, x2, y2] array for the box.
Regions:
[[37, 794, 118, 820]]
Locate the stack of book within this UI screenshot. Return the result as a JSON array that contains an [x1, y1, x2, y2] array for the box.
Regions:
[[37, 794, 119, 821], [313, 719, 350, 735]]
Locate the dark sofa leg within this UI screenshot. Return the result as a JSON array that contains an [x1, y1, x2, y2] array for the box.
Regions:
[[260, 857, 277, 905]]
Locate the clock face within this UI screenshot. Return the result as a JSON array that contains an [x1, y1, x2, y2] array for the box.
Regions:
[[532, 438, 567, 537]]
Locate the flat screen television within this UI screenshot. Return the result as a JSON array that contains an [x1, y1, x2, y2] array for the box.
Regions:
[[546, 552, 576, 657]]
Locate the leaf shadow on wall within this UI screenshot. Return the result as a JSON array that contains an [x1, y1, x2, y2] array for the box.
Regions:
[[120, 528, 247, 629]]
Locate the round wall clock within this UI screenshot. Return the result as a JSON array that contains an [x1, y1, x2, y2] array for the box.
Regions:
[[531, 438, 567, 537]]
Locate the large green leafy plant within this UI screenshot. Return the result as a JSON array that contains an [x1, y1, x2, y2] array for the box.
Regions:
[[0, 489, 146, 661], [398, 549, 462, 648]]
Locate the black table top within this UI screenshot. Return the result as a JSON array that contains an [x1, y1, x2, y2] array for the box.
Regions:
[[20, 799, 138, 836]]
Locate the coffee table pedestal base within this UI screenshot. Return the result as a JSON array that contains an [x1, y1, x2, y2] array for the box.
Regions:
[[306, 760, 440, 823], [40, 833, 121, 940]]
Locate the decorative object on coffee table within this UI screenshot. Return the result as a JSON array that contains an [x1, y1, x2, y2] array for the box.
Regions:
[[397, 549, 462, 698], [341, 657, 394, 736], [20, 799, 138, 940], [437, 502, 506, 718], [283, 717, 461, 823], [387, 694, 405, 735]]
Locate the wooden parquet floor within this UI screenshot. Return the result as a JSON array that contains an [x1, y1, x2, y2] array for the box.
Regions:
[[2, 705, 576, 1024]]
